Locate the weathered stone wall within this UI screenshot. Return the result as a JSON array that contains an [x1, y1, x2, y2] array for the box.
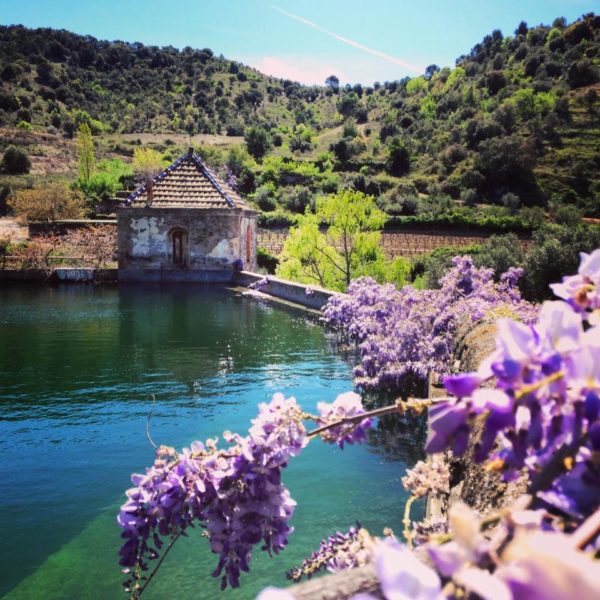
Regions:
[[117, 207, 256, 281], [444, 319, 527, 513]]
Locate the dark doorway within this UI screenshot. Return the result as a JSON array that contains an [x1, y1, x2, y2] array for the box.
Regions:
[[172, 229, 187, 266]]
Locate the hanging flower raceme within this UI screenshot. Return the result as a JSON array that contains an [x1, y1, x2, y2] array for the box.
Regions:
[[118, 392, 374, 596]]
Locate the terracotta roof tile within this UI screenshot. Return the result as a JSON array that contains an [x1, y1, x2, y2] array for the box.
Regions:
[[125, 150, 253, 210]]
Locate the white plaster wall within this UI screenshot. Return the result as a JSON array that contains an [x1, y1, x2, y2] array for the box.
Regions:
[[129, 217, 167, 257]]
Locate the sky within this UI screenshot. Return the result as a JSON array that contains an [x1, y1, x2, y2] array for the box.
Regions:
[[0, 0, 595, 85]]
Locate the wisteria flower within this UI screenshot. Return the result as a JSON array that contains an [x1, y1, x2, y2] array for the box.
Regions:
[[496, 531, 600, 600], [375, 539, 442, 600], [317, 391, 373, 448]]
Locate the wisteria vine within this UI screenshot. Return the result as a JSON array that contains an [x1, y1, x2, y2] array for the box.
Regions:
[[323, 256, 536, 390], [117, 392, 373, 597]]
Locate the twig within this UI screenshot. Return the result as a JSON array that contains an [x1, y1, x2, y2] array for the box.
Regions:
[[133, 532, 182, 599], [307, 397, 436, 438], [403, 495, 417, 548], [146, 395, 158, 450]]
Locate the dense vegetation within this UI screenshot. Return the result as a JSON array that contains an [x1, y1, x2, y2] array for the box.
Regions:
[[0, 13, 598, 221]]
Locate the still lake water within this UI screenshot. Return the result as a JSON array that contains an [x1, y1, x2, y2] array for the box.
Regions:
[[0, 284, 421, 599]]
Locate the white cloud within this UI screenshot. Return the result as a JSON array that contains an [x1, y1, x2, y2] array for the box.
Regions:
[[244, 55, 348, 85], [241, 53, 428, 86]]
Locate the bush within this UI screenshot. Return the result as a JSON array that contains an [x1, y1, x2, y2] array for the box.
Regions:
[[474, 233, 525, 277], [521, 224, 600, 301], [8, 183, 86, 222], [77, 172, 120, 202], [385, 138, 410, 176], [1, 145, 31, 174], [244, 126, 271, 160], [257, 247, 279, 274], [280, 186, 312, 214], [253, 185, 277, 212]]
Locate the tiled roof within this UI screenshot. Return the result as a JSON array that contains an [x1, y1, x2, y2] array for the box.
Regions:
[[125, 148, 253, 210]]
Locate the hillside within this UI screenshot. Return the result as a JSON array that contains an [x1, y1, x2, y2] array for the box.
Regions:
[[0, 13, 599, 219]]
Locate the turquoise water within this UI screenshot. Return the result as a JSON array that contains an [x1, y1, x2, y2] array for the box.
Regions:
[[0, 284, 422, 599]]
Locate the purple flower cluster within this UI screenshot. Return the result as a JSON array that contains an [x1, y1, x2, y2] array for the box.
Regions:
[[286, 523, 372, 582], [119, 393, 305, 592], [257, 252, 600, 600], [118, 392, 372, 594], [316, 391, 373, 448], [323, 257, 535, 391], [551, 249, 600, 321], [430, 295, 600, 520]]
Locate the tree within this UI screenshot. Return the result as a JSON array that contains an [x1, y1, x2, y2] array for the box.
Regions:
[[0, 145, 30, 174], [325, 75, 340, 92], [515, 21, 528, 37], [277, 191, 389, 291], [385, 138, 410, 176], [336, 93, 359, 117], [76, 123, 95, 185], [424, 64, 440, 80], [132, 147, 164, 182], [521, 224, 600, 301], [8, 183, 86, 222], [244, 126, 271, 161]]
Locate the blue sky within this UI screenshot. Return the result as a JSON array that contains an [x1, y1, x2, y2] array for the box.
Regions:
[[0, 0, 595, 84]]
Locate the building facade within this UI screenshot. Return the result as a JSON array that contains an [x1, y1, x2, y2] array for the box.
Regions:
[[117, 148, 257, 282]]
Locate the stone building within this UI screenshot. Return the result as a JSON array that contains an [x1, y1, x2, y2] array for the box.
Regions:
[[117, 147, 257, 281]]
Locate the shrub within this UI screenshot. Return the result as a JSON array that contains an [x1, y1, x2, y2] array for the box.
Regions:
[[16, 120, 33, 131], [244, 126, 271, 160], [253, 185, 277, 212], [474, 233, 525, 277], [385, 138, 410, 176], [521, 224, 600, 301], [0, 145, 31, 174], [8, 183, 86, 222], [256, 247, 279, 273], [280, 186, 312, 214]]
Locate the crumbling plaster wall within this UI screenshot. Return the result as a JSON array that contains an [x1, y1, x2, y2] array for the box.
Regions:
[[117, 208, 257, 276]]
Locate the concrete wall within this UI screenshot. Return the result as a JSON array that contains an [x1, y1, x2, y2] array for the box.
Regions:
[[234, 271, 340, 310], [117, 207, 256, 282]]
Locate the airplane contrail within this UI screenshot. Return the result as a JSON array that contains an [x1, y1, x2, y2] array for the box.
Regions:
[[271, 5, 423, 75]]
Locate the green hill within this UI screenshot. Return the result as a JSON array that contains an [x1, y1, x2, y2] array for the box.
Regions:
[[0, 13, 598, 218]]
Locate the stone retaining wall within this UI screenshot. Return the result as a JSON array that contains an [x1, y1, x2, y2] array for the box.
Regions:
[[26, 221, 529, 261], [234, 271, 339, 311], [0, 268, 118, 283], [257, 227, 529, 259]]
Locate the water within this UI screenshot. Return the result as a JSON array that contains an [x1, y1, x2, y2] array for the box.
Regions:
[[0, 284, 422, 599]]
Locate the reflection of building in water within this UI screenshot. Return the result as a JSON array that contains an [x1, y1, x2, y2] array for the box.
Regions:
[[118, 147, 257, 281]]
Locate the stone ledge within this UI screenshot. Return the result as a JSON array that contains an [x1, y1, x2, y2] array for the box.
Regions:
[[234, 271, 343, 310]]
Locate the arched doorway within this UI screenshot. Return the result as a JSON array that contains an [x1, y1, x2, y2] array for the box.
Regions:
[[171, 229, 188, 266]]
